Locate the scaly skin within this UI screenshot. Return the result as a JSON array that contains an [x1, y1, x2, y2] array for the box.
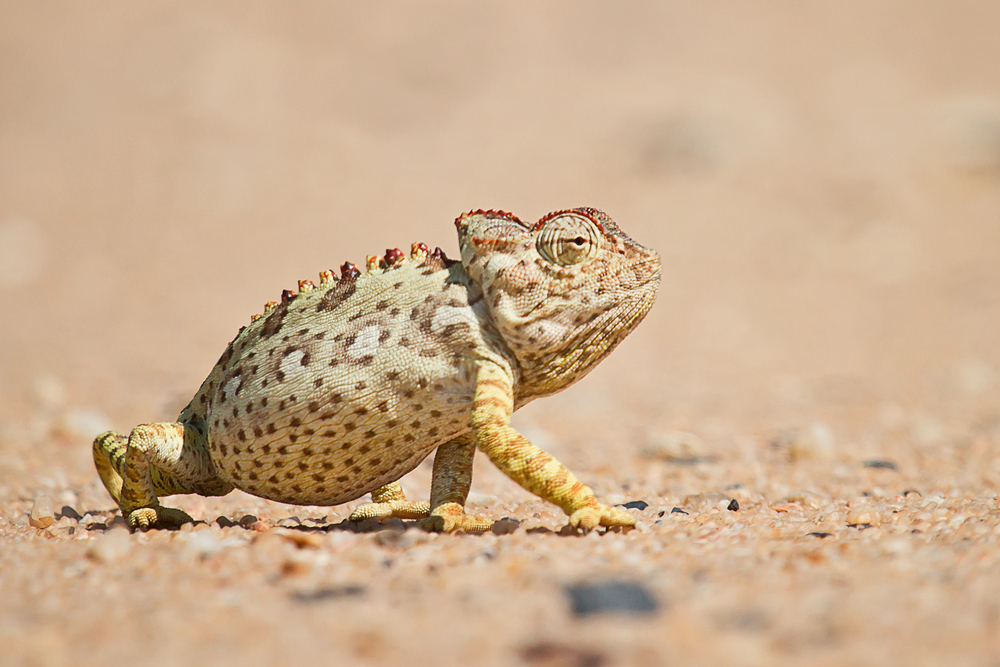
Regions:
[[93, 208, 661, 532]]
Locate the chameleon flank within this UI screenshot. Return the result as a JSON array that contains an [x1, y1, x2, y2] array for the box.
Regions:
[[93, 208, 661, 532]]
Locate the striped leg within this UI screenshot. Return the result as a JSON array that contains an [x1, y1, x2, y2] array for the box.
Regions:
[[349, 481, 431, 522], [419, 434, 493, 533], [471, 363, 635, 531]]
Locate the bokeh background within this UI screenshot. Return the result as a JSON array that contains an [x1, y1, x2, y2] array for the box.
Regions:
[[2, 2, 999, 665]]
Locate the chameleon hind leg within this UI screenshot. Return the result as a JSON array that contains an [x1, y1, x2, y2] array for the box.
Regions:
[[93, 422, 231, 530], [349, 435, 492, 532], [348, 481, 431, 522], [418, 434, 493, 533]]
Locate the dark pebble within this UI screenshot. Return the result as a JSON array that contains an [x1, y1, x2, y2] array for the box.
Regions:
[[862, 460, 898, 470], [670, 507, 689, 515], [57, 506, 83, 521], [848, 523, 873, 530], [290, 585, 366, 604], [727, 499, 739, 511], [808, 532, 833, 538], [620, 500, 649, 511], [565, 581, 659, 618]]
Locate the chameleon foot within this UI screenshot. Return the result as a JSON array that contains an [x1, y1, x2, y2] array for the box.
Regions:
[[126, 505, 195, 531], [348, 500, 431, 522], [418, 502, 493, 533], [567, 502, 636, 531]]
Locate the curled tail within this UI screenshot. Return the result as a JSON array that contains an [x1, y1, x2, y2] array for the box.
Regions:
[[93, 430, 128, 504]]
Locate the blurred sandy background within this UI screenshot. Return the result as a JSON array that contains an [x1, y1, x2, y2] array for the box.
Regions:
[[2, 2, 1000, 666]]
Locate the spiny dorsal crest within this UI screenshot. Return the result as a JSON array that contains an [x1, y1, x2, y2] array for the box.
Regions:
[[243, 242, 448, 328]]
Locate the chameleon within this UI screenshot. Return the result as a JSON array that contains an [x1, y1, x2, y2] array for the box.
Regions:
[[92, 208, 661, 533]]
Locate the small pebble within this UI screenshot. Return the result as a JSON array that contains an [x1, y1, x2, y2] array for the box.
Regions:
[[777, 490, 826, 510], [279, 531, 323, 549], [621, 500, 649, 511], [491, 518, 520, 536], [807, 532, 833, 539], [670, 507, 689, 515], [290, 585, 365, 604], [29, 496, 55, 529], [641, 429, 705, 462], [727, 499, 739, 511], [565, 581, 660, 617], [57, 506, 82, 521], [863, 460, 899, 471], [519, 642, 607, 666]]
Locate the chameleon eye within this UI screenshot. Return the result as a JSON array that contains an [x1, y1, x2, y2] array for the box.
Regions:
[[536, 215, 600, 267]]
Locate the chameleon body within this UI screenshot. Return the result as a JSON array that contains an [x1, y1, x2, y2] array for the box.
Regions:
[[93, 208, 660, 532]]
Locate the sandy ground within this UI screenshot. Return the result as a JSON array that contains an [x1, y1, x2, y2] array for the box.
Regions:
[[2, 2, 1000, 665]]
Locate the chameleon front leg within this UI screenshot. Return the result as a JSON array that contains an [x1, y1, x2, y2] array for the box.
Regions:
[[471, 362, 635, 531]]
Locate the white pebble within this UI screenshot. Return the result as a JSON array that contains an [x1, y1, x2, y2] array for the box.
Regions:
[[29, 495, 55, 529], [789, 423, 835, 462]]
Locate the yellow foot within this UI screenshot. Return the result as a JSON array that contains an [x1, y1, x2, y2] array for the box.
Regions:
[[349, 500, 430, 522], [567, 502, 636, 531], [126, 506, 195, 531], [417, 503, 493, 533]]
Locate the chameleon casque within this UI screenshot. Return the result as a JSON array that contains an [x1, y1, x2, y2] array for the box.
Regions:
[[93, 208, 661, 533]]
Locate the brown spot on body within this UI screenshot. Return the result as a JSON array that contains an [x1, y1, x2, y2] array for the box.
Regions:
[[316, 280, 357, 312], [259, 300, 291, 339]]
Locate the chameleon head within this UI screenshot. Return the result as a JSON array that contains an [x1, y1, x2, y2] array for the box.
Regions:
[[456, 207, 661, 397]]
